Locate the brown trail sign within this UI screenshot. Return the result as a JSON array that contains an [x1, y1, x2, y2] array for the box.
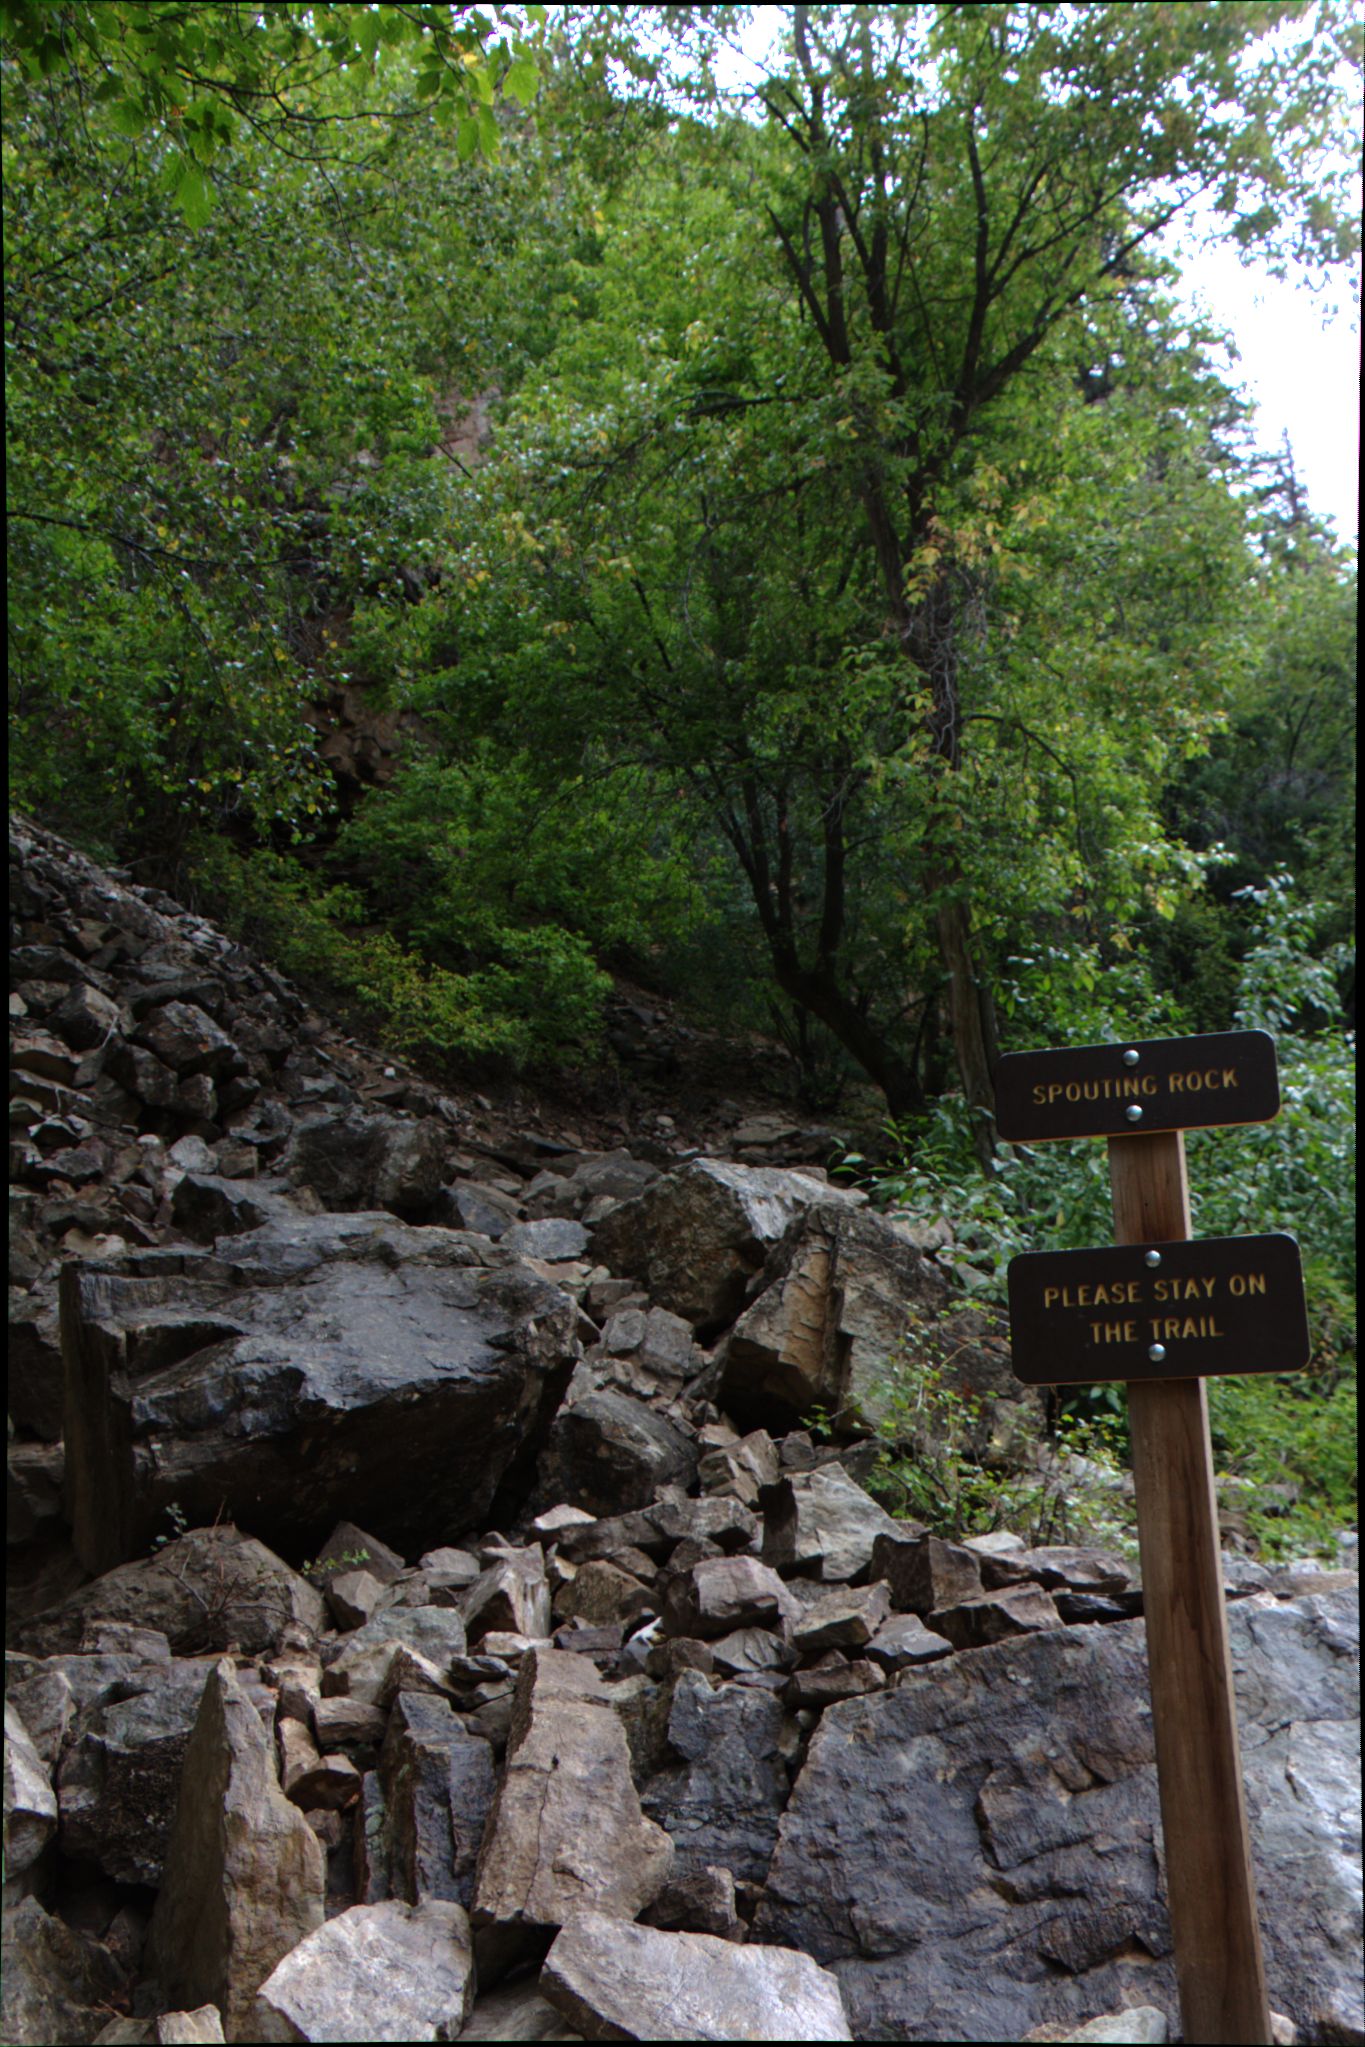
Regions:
[[999, 1032, 1305, 2047]]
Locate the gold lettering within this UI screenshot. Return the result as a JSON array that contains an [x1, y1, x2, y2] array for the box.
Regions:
[[1153, 1279, 1169, 1302], [1203, 1068, 1219, 1089], [1141, 1074, 1157, 1095], [1033, 1084, 1047, 1106], [1122, 1076, 1141, 1098], [1169, 1073, 1184, 1093], [1248, 1272, 1266, 1295], [1229, 1274, 1245, 1296], [1048, 1083, 1064, 1104], [1222, 1067, 1238, 1088], [1043, 1286, 1060, 1309]]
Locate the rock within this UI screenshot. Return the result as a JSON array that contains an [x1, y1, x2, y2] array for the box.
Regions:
[[323, 1569, 391, 1631], [472, 1649, 673, 1958], [379, 1692, 496, 1910], [283, 1109, 446, 1216], [13, 1528, 324, 1658], [248, 1899, 475, 2042], [438, 1182, 521, 1238], [49, 981, 123, 1051], [56, 1656, 230, 1884], [659, 1556, 796, 1640], [536, 1391, 697, 1517], [0, 1895, 128, 2044], [502, 1217, 589, 1262], [4, 1701, 57, 1886], [133, 1002, 238, 1077], [696, 1428, 781, 1506], [530, 1505, 597, 1541], [589, 1158, 863, 1334], [761, 1465, 902, 1583], [8, 1292, 64, 1439], [716, 1200, 1038, 1437], [640, 1669, 791, 1886], [708, 1627, 797, 1677], [865, 1611, 954, 1671], [640, 1863, 746, 1941], [553, 1560, 655, 1630], [1022, 2009, 1169, 2043], [312, 1520, 407, 1587], [929, 1584, 1066, 1648], [792, 1580, 892, 1653], [870, 1530, 984, 1612], [756, 1587, 1359, 2043], [59, 1224, 579, 1569], [462, 1550, 552, 1645], [325, 1607, 469, 1707], [148, 1660, 325, 2041], [540, 1908, 851, 2041], [453, 1979, 582, 2041], [783, 1655, 885, 1708], [169, 1175, 272, 1243]]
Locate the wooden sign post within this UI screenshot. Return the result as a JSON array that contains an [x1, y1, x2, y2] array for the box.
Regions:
[[997, 1030, 1308, 2047]]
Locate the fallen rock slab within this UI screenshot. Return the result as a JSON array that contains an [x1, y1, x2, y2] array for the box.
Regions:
[[248, 1899, 475, 2043], [760, 1465, 902, 1583], [540, 1908, 852, 2041], [60, 1224, 580, 1568], [589, 1158, 862, 1334], [149, 1659, 324, 2041], [472, 1650, 673, 1959]]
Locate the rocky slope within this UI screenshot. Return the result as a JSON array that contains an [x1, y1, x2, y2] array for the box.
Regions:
[[6, 814, 1360, 2045]]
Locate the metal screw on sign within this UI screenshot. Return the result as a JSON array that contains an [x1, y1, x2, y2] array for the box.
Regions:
[[997, 1028, 1307, 2047]]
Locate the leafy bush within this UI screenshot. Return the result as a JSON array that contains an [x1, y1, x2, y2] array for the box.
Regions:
[[191, 837, 609, 1068]]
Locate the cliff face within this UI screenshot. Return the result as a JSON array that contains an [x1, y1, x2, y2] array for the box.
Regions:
[[5, 815, 1360, 2046]]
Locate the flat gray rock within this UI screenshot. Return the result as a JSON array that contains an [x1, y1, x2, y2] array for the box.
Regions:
[[540, 1908, 852, 2041], [756, 1589, 1359, 2043], [249, 1899, 474, 2042]]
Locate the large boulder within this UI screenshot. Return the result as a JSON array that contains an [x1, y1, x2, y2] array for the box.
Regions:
[[379, 1692, 496, 1910], [535, 1391, 697, 1517], [149, 1660, 325, 2042], [718, 1199, 1042, 1440], [59, 1217, 580, 1570], [0, 1896, 128, 2045], [639, 1669, 792, 1886], [472, 1650, 673, 1962], [282, 1109, 447, 1216], [755, 1588, 1359, 2043], [11, 1528, 324, 1658], [247, 1899, 475, 2043], [540, 1909, 852, 2042], [4, 1702, 57, 1891], [589, 1159, 863, 1334]]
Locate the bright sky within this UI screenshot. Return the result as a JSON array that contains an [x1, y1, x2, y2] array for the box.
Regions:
[[709, 10, 1362, 549]]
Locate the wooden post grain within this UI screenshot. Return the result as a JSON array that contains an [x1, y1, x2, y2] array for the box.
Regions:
[[1108, 1130, 1272, 2045]]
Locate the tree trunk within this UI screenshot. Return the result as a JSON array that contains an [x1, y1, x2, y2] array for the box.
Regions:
[[772, 954, 925, 1122], [932, 887, 998, 1171]]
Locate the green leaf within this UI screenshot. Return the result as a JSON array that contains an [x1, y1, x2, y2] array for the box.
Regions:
[[456, 115, 479, 162], [108, 97, 149, 139], [174, 162, 214, 229], [476, 101, 499, 159], [505, 57, 538, 106]]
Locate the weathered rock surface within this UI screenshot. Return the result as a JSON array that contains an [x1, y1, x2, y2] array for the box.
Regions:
[[149, 1660, 325, 2041], [640, 1669, 792, 1886], [589, 1158, 863, 1333], [4, 1702, 58, 1890], [540, 1908, 852, 2041], [248, 1898, 475, 2043], [282, 1107, 448, 1216], [757, 1589, 1359, 2043], [56, 1655, 229, 1884], [472, 1650, 673, 1955], [12, 1527, 324, 1657], [760, 1464, 902, 1582], [536, 1390, 696, 1516], [0, 1895, 128, 2044], [60, 1224, 580, 1568], [379, 1691, 495, 1909]]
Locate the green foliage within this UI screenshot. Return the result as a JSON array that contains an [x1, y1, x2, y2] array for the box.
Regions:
[[863, 1340, 1136, 1554], [854, 873, 1356, 1560], [193, 838, 609, 1069]]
